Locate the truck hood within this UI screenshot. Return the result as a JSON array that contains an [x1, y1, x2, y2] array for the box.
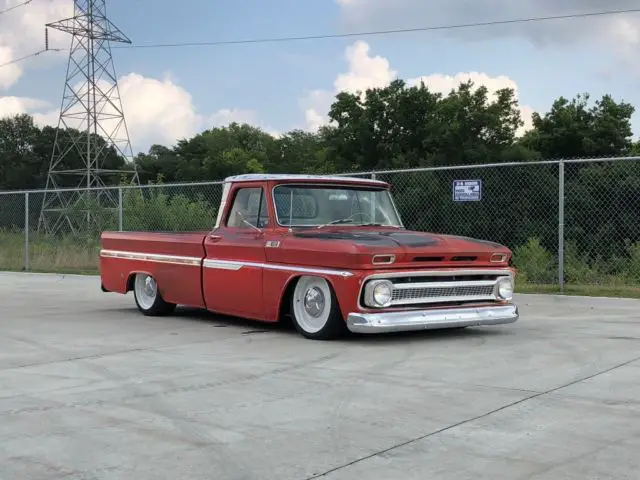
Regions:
[[267, 228, 512, 270]]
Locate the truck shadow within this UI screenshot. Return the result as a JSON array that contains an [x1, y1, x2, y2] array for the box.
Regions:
[[165, 306, 515, 345]]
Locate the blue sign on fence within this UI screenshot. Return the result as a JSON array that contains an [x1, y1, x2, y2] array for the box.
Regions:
[[452, 179, 482, 202]]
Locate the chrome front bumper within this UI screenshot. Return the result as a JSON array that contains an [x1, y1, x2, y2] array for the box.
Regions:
[[346, 304, 519, 333]]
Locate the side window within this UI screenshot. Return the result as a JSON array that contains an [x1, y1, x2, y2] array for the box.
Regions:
[[226, 187, 269, 228]]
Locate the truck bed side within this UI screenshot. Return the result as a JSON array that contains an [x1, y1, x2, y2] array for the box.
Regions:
[[100, 231, 208, 308]]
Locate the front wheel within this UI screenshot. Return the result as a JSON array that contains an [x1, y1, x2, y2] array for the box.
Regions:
[[133, 273, 176, 316], [291, 276, 346, 340]]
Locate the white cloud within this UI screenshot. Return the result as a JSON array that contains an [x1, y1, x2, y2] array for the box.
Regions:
[[24, 72, 265, 154], [334, 41, 397, 93], [0, 0, 72, 89], [1, 2, 271, 154], [301, 40, 397, 131], [0, 95, 49, 117], [113, 73, 203, 149], [0, 46, 22, 89], [301, 40, 535, 135], [2, 72, 268, 155], [28, 73, 201, 153], [299, 89, 335, 132], [335, 0, 640, 54]]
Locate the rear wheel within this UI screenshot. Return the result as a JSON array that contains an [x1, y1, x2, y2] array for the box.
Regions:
[[133, 273, 176, 316], [291, 276, 346, 340]]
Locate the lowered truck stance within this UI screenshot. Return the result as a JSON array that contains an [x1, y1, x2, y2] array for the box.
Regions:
[[100, 174, 519, 340]]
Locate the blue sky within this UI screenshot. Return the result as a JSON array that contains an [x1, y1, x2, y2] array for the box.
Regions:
[[2, 0, 640, 154]]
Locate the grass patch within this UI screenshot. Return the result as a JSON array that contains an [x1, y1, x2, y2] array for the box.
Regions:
[[0, 230, 99, 273], [515, 282, 640, 299]]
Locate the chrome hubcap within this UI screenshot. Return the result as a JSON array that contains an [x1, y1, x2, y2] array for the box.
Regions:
[[144, 276, 156, 296], [303, 287, 325, 317], [135, 274, 158, 311]]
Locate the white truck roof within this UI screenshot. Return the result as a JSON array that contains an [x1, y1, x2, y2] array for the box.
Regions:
[[223, 173, 387, 186]]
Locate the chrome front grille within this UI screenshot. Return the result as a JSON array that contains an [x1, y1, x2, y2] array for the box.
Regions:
[[361, 270, 513, 308], [391, 281, 496, 305]]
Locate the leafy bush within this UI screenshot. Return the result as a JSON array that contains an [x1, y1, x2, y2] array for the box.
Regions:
[[512, 237, 556, 284], [122, 187, 216, 231], [511, 236, 640, 287]]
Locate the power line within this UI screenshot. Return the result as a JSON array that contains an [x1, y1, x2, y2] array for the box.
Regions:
[[0, 0, 32, 15], [1, 5, 639, 69], [0, 48, 62, 69], [0, 0, 37, 68], [111, 7, 640, 50]]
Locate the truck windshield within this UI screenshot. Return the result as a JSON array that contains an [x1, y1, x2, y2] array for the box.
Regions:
[[273, 184, 403, 228]]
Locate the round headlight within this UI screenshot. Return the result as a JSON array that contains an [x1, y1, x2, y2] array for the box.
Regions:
[[365, 280, 393, 307], [496, 277, 514, 300], [373, 281, 392, 306]]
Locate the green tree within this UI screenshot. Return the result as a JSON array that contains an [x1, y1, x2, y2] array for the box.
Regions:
[[520, 93, 635, 159], [0, 114, 44, 190], [271, 130, 328, 174], [321, 79, 536, 172], [133, 144, 181, 184]]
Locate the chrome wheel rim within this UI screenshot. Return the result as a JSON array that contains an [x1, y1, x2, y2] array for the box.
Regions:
[[134, 274, 157, 310], [293, 277, 330, 334], [303, 287, 325, 317]]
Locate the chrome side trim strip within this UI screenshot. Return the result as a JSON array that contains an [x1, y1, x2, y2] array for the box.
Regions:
[[202, 259, 243, 271], [347, 304, 519, 333], [264, 263, 354, 277], [101, 249, 353, 277], [203, 258, 353, 277], [100, 249, 201, 266]]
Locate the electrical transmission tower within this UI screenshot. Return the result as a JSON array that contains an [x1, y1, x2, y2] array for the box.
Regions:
[[38, 0, 139, 235]]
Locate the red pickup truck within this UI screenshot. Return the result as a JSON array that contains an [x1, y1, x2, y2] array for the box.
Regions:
[[100, 174, 519, 339]]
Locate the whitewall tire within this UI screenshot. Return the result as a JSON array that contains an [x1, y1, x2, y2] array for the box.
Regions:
[[291, 276, 345, 340], [132, 273, 176, 316]]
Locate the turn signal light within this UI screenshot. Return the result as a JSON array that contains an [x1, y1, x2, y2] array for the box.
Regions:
[[372, 254, 395, 265], [490, 253, 507, 263]]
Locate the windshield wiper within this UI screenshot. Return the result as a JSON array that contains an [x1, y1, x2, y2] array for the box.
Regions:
[[316, 218, 355, 229], [360, 222, 401, 228], [317, 221, 397, 229], [317, 212, 375, 229]]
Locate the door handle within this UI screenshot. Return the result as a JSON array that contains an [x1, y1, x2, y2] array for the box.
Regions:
[[209, 234, 222, 241]]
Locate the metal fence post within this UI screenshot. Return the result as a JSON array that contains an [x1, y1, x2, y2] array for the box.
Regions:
[[558, 160, 565, 292], [24, 192, 29, 272], [370, 173, 377, 221], [118, 187, 123, 231]]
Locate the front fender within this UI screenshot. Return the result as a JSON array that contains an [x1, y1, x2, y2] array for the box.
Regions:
[[265, 268, 363, 323]]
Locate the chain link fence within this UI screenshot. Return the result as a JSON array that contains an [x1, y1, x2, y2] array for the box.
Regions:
[[368, 162, 561, 286], [1, 157, 640, 294], [0, 182, 224, 273]]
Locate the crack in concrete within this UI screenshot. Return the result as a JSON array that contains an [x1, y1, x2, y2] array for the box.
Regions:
[[304, 354, 640, 479]]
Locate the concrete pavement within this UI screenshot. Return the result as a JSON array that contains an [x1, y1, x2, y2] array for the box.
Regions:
[[1, 272, 639, 479]]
